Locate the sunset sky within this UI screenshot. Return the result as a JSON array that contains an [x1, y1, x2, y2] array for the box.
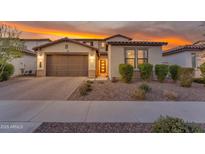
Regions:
[[1, 21, 205, 50]]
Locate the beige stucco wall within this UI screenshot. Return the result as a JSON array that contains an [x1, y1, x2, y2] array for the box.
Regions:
[[11, 54, 36, 76], [163, 50, 205, 77], [108, 45, 163, 79], [36, 41, 97, 77]]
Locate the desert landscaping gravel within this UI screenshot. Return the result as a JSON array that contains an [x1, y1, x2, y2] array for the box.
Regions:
[[68, 80, 205, 101], [34, 122, 205, 133], [34, 123, 153, 133]]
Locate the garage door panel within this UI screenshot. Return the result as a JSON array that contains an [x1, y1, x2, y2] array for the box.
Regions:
[[46, 55, 88, 76]]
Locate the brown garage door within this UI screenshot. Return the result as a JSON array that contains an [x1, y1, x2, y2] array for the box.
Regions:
[[46, 55, 88, 76]]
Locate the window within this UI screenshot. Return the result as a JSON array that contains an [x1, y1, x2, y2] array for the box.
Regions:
[[125, 48, 148, 68], [65, 44, 68, 49], [137, 49, 148, 66], [125, 49, 135, 67], [192, 53, 196, 68]]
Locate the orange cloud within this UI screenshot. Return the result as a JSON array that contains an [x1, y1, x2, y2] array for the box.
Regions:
[[0, 22, 193, 50], [0, 21, 108, 39], [132, 33, 192, 50]]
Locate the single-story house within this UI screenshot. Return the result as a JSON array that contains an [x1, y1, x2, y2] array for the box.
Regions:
[[163, 41, 205, 77], [11, 39, 51, 76], [33, 34, 167, 79]]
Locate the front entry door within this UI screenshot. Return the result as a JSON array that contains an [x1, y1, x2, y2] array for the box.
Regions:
[[99, 59, 107, 74]]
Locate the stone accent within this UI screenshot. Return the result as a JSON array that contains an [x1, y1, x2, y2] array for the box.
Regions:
[[88, 70, 96, 78], [37, 70, 45, 77]]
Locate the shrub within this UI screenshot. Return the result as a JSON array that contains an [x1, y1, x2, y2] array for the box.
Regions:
[[0, 63, 14, 81], [200, 62, 205, 80], [79, 85, 88, 96], [87, 80, 93, 84], [193, 78, 205, 84], [138, 83, 152, 93], [169, 65, 180, 81], [152, 116, 204, 133], [155, 64, 169, 82], [163, 90, 178, 101], [79, 82, 92, 96], [85, 83, 92, 91], [132, 89, 146, 100], [138, 63, 153, 81], [179, 67, 194, 87], [119, 64, 134, 83]]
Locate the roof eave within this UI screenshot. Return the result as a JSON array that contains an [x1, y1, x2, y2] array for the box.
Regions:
[[33, 37, 98, 51]]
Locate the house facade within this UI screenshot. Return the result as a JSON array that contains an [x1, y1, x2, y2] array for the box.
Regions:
[[163, 41, 205, 77], [11, 39, 51, 76], [33, 34, 167, 79]]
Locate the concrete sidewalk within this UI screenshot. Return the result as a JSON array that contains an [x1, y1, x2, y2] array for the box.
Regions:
[[0, 100, 205, 132]]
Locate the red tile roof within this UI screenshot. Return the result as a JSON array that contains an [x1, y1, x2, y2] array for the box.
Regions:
[[163, 44, 205, 56], [104, 34, 132, 40], [107, 41, 168, 46], [33, 37, 98, 51]]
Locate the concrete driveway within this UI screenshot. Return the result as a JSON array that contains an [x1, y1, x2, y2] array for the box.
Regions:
[[0, 77, 85, 100]]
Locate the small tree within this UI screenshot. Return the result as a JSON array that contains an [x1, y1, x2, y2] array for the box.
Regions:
[[0, 24, 24, 78]]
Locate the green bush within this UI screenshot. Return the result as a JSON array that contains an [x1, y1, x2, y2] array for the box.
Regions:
[[193, 78, 205, 84], [138, 83, 152, 93], [152, 116, 204, 133], [138, 63, 153, 81], [179, 67, 194, 87], [79, 82, 92, 96], [200, 62, 205, 80], [119, 64, 134, 83], [0, 63, 14, 81], [155, 64, 169, 82], [86, 80, 93, 84], [169, 65, 180, 81]]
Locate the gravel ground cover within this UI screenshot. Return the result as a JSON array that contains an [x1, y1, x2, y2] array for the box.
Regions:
[[68, 80, 205, 101], [34, 122, 205, 133], [34, 122, 153, 133]]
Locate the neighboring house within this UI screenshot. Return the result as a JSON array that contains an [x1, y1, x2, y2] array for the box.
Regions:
[[33, 34, 167, 79], [163, 41, 205, 77], [11, 39, 51, 76]]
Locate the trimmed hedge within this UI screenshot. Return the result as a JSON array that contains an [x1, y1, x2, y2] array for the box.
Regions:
[[138, 63, 153, 81], [0, 63, 14, 81], [155, 64, 169, 82], [152, 116, 204, 133], [119, 64, 134, 83], [169, 65, 180, 81], [179, 67, 194, 87]]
